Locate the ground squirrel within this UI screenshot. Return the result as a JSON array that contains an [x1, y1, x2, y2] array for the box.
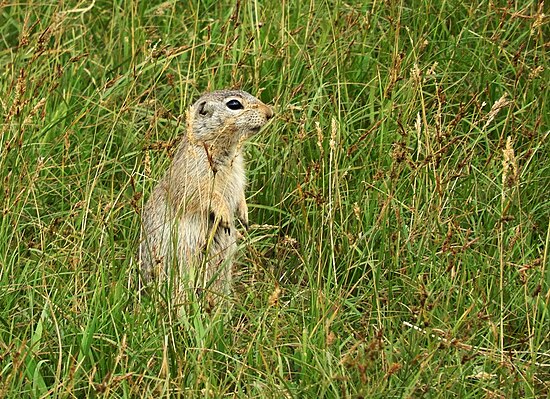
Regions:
[[139, 89, 273, 302]]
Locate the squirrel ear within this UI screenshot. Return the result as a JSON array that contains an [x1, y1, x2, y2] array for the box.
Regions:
[[197, 101, 209, 116]]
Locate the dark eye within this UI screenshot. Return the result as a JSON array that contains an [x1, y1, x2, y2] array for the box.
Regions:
[[226, 99, 244, 110]]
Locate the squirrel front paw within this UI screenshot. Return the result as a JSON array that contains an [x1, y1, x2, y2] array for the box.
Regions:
[[237, 213, 249, 230], [209, 210, 232, 234], [218, 214, 231, 234], [237, 200, 249, 230]]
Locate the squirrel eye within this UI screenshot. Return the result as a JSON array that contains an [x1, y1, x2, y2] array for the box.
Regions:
[[226, 99, 244, 110]]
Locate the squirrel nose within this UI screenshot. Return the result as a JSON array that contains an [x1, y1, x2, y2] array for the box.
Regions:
[[264, 105, 274, 120]]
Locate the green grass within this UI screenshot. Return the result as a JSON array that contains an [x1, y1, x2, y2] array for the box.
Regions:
[[1, 0, 548, 397]]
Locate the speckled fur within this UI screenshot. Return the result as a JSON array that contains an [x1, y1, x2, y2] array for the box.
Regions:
[[139, 90, 273, 301]]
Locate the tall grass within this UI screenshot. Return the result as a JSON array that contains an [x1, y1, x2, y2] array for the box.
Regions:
[[0, 0, 548, 397]]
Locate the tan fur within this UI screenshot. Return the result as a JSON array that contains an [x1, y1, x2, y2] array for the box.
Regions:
[[139, 90, 273, 302]]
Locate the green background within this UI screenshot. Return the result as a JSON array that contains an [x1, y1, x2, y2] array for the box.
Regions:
[[0, 1, 548, 397]]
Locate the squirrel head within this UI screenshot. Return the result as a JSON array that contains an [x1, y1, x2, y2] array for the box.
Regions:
[[188, 90, 273, 145]]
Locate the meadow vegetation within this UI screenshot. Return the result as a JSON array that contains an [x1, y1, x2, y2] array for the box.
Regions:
[[0, 0, 548, 397]]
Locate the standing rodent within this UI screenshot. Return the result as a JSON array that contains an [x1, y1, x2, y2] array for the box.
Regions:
[[139, 89, 273, 303]]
